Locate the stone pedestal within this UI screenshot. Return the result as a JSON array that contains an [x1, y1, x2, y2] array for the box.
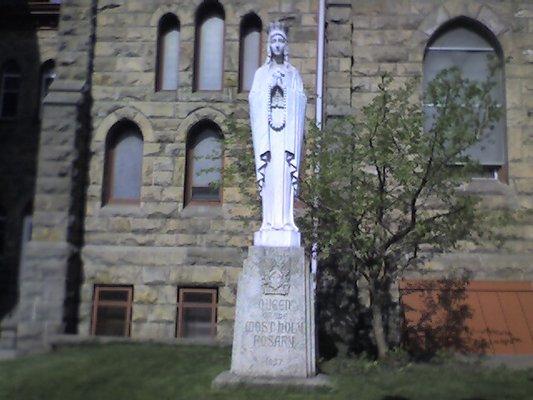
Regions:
[[228, 246, 316, 378]]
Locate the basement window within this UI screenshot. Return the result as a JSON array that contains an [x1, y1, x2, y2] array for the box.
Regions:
[[91, 285, 133, 337], [176, 288, 217, 339]]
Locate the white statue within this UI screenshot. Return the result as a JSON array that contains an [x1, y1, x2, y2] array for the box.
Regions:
[[249, 21, 307, 247]]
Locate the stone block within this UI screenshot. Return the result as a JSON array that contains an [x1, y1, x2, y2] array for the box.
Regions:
[[219, 286, 237, 305], [169, 266, 226, 285], [135, 285, 160, 304], [142, 268, 170, 285], [147, 305, 176, 323], [132, 321, 175, 339], [218, 305, 235, 322]]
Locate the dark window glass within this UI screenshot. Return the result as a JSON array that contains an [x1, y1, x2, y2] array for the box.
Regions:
[[95, 306, 129, 336], [182, 307, 213, 338], [98, 289, 129, 302], [182, 291, 215, 304], [1, 93, 18, 118], [4, 77, 20, 91]]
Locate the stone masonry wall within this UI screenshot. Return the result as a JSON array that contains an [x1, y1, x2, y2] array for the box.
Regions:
[[10, 0, 96, 354], [0, 27, 58, 317], [4, 0, 532, 353], [0, 5, 58, 344], [78, 0, 318, 342], [326, 0, 533, 282]]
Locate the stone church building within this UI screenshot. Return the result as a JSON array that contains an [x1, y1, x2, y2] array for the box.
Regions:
[[0, 0, 532, 357]]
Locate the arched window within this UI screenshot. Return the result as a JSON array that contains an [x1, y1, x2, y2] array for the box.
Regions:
[[0, 207, 6, 256], [39, 59, 55, 118], [194, 1, 225, 91], [239, 13, 262, 92], [424, 18, 506, 179], [184, 120, 223, 204], [156, 14, 180, 92], [102, 121, 144, 205], [0, 60, 21, 118]]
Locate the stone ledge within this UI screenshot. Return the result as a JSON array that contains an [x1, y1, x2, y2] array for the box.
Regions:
[[0, 349, 16, 360], [48, 334, 230, 348], [212, 371, 333, 391]]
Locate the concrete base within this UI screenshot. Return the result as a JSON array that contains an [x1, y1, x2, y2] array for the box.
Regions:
[[212, 371, 333, 390]]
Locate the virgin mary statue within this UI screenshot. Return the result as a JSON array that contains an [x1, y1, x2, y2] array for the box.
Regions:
[[249, 21, 307, 247]]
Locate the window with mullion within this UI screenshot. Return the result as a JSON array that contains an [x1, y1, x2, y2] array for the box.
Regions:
[[176, 288, 217, 339], [92, 285, 133, 337]]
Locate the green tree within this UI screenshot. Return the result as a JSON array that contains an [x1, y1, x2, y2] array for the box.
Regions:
[[298, 70, 501, 359], [224, 69, 502, 359]]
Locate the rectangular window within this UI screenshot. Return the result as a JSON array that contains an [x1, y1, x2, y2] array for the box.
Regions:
[[91, 285, 133, 337], [176, 288, 217, 339]]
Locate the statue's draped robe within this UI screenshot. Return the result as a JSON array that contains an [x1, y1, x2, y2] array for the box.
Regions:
[[249, 62, 306, 231]]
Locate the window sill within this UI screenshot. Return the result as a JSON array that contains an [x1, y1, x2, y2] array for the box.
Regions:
[[180, 203, 223, 218], [97, 203, 145, 217], [152, 90, 178, 102], [188, 91, 228, 102], [461, 178, 511, 196], [0, 117, 18, 123]]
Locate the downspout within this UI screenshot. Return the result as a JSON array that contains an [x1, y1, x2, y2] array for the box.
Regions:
[[312, 0, 326, 279], [308, 0, 326, 375]]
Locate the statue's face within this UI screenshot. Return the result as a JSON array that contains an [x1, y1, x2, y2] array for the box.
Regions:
[[269, 34, 287, 58]]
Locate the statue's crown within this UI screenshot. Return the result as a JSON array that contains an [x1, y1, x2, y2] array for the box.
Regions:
[[267, 21, 288, 39]]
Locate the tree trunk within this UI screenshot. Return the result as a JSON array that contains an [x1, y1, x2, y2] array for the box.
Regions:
[[371, 294, 389, 359]]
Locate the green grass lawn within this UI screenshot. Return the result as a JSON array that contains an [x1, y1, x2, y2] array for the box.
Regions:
[[0, 343, 531, 400]]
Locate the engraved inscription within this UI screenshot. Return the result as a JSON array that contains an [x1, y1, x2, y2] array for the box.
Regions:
[[244, 320, 305, 349], [259, 299, 293, 311], [264, 357, 283, 367]]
